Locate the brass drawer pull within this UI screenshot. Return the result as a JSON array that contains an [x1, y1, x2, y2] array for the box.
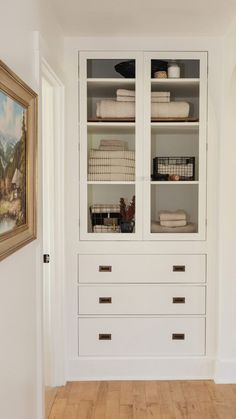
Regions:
[[172, 333, 185, 340], [99, 265, 112, 272], [99, 333, 112, 341], [99, 297, 112, 304], [173, 297, 185, 304], [173, 265, 186, 272]]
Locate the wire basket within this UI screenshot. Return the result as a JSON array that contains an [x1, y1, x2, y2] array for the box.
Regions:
[[90, 204, 121, 233], [152, 156, 195, 181]]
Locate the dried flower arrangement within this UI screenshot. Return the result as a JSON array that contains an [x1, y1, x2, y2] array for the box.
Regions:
[[120, 196, 135, 221]]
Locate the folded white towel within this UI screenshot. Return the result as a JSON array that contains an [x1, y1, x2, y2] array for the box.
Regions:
[[117, 96, 135, 102], [151, 97, 170, 103], [116, 89, 135, 97], [151, 102, 190, 119], [151, 221, 196, 234], [159, 210, 187, 221], [100, 139, 127, 146], [89, 165, 135, 174], [96, 100, 135, 119], [160, 220, 187, 227], [99, 146, 128, 151], [88, 173, 135, 181], [89, 149, 135, 160], [89, 158, 135, 168], [96, 100, 189, 119], [151, 92, 170, 97]]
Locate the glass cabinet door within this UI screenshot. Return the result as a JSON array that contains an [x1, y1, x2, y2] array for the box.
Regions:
[[143, 52, 207, 240], [79, 52, 143, 240]]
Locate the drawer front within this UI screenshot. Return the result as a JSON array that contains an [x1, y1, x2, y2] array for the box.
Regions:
[[78, 254, 206, 283], [79, 285, 206, 315], [79, 317, 205, 357]]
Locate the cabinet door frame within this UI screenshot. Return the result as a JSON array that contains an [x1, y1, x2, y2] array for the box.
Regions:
[[143, 51, 207, 241], [79, 51, 143, 240]]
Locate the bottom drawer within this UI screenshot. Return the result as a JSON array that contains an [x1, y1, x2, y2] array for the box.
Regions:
[[79, 317, 205, 357]]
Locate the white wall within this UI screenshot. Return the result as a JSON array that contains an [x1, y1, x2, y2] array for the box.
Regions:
[[0, 1, 64, 418], [216, 15, 236, 383]]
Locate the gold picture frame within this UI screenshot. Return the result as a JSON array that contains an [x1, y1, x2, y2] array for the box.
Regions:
[[0, 61, 37, 261]]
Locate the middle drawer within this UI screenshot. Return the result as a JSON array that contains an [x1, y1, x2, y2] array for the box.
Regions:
[[78, 285, 206, 315]]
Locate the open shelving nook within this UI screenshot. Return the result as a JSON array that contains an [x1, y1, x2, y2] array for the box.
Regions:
[[79, 51, 207, 240]]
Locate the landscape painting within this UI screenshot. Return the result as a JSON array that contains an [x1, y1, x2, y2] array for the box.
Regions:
[[0, 90, 27, 236]]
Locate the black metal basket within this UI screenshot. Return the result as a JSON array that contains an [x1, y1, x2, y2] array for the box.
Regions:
[[152, 156, 195, 181], [115, 60, 135, 78]]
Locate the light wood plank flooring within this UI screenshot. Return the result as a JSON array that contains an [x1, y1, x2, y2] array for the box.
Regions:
[[48, 380, 236, 419]]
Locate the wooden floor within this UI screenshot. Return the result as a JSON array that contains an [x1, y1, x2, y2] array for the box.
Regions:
[[48, 380, 236, 419]]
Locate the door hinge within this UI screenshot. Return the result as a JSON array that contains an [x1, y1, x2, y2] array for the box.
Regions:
[[43, 254, 50, 264]]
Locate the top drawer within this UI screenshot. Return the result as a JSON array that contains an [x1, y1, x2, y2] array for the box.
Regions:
[[78, 254, 206, 283]]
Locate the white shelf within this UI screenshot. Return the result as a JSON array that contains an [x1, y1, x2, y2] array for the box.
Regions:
[[87, 181, 136, 185], [87, 122, 135, 134], [87, 78, 135, 84], [151, 181, 199, 185], [151, 78, 199, 85]]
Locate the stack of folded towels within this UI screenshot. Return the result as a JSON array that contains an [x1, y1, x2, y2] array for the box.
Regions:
[[159, 210, 187, 227], [151, 210, 196, 233], [96, 89, 189, 120], [88, 139, 135, 181]]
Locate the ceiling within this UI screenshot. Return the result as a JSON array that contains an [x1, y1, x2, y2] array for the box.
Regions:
[[50, 0, 236, 36]]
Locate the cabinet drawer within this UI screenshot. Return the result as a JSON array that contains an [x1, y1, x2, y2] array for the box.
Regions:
[[79, 285, 206, 315], [78, 254, 206, 283], [79, 317, 205, 357]]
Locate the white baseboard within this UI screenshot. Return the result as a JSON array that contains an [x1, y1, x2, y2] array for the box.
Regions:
[[214, 359, 236, 383], [67, 357, 215, 381]]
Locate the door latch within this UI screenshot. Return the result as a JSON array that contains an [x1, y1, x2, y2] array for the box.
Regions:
[[43, 254, 50, 264]]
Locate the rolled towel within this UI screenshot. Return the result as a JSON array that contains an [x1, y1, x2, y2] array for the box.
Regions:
[[151, 102, 190, 118], [160, 220, 187, 227], [159, 210, 187, 221], [96, 100, 135, 119], [116, 89, 135, 97]]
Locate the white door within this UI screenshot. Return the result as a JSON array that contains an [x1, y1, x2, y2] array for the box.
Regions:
[[41, 60, 65, 418]]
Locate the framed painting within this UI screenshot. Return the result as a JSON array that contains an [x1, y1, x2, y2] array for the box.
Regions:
[[0, 61, 37, 261]]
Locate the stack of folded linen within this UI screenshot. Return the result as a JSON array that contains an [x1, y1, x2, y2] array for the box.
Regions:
[[151, 209, 197, 233], [151, 92, 170, 103], [116, 89, 170, 103], [99, 139, 128, 151], [159, 210, 187, 227], [96, 88, 189, 119], [88, 140, 135, 181]]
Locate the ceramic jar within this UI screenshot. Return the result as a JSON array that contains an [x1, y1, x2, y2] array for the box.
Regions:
[[168, 61, 180, 78]]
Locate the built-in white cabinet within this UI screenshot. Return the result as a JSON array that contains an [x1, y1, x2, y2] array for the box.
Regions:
[[79, 51, 207, 241], [76, 50, 209, 371]]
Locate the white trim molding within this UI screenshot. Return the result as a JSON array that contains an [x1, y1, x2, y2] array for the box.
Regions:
[[215, 359, 236, 383]]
